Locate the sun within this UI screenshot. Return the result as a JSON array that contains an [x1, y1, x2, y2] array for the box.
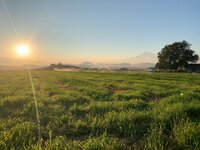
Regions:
[[16, 44, 30, 57]]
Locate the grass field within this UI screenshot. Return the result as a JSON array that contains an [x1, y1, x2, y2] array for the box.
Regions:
[[1, 71, 200, 149]]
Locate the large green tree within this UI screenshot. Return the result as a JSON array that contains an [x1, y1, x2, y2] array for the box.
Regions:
[[156, 40, 199, 70]]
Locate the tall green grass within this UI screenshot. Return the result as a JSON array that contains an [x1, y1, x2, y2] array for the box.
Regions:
[[0, 71, 200, 149]]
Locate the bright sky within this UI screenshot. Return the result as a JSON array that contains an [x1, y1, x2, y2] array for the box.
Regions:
[[0, 0, 200, 64]]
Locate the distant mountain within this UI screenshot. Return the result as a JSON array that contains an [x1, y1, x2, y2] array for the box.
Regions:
[[131, 63, 155, 68], [0, 52, 157, 71], [75, 53, 157, 69], [74, 62, 154, 69], [94, 63, 132, 68], [122, 52, 157, 64], [0, 65, 20, 71], [0, 57, 47, 66], [22, 64, 47, 69], [0, 64, 45, 71], [78, 62, 94, 68], [95, 63, 109, 68], [39, 63, 80, 70], [108, 63, 132, 68], [107, 63, 154, 69], [39, 63, 149, 72]]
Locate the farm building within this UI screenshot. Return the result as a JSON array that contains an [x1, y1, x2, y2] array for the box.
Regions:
[[186, 64, 200, 72], [148, 67, 157, 72]]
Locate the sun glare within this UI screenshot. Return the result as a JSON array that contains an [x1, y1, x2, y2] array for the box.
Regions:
[[16, 44, 30, 57]]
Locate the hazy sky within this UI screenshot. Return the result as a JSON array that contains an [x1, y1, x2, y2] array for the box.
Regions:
[[0, 0, 200, 64]]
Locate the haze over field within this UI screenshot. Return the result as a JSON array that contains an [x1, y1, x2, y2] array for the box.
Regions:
[[0, 0, 200, 65]]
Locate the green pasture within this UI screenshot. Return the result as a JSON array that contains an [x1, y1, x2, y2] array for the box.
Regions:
[[0, 71, 200, 149]]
